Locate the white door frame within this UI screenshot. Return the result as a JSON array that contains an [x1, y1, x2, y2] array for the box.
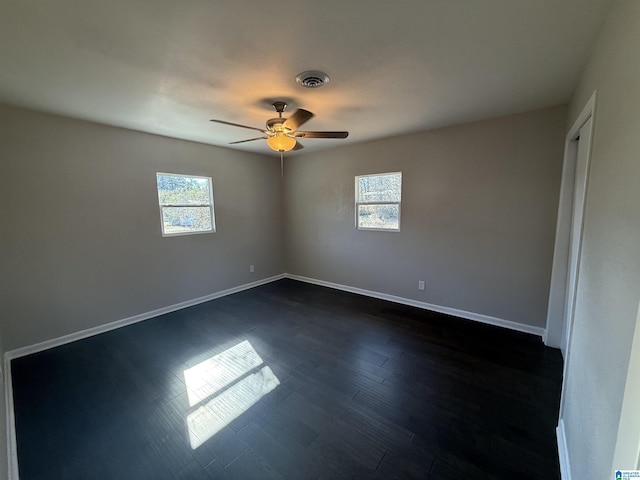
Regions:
[[549, 92, 597, 480], [544, 91, 597, 353]]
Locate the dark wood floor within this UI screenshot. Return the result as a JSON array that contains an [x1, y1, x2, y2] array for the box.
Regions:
[[11, 279, 563, 479]]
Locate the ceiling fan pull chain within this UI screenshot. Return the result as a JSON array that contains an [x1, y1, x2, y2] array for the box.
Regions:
[[280, 152, 284, 177]]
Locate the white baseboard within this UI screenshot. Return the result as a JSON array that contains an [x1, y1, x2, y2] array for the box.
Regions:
[[285, 274, 545, 338], [5, 274, 285, 362], [557, 419, 572, 480]]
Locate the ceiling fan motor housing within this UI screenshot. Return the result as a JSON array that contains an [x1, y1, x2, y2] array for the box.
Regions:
[[266, 117, 288, 132]]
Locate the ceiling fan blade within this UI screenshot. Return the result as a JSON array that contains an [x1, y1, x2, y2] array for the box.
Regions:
[[294, 131, 349, 139], [293, 141, 305, 150], [210, 119, 267, 133], [283, 109, 314, 132], [228, 137, 268, 144]]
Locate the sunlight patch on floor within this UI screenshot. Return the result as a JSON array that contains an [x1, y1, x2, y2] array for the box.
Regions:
[[183, 340, 264, 407], [186, 366, 279, 449], [183, 341, 279, 449]]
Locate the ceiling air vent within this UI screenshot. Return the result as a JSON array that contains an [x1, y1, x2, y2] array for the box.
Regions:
[[295, 70, 330, 88]]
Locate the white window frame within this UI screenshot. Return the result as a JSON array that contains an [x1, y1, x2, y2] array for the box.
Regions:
[[156, 172, 215, 237], [355, 172, 402, 232]]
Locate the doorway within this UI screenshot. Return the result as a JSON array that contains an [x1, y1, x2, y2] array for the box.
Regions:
[[545, 92, 596, 354], [548, 92, 597, 480]]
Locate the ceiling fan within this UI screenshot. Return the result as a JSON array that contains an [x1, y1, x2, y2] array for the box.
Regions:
[[210, 101, 349, 153]]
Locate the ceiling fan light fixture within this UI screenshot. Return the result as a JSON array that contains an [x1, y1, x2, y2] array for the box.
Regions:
[[267, 134, 296, 152]]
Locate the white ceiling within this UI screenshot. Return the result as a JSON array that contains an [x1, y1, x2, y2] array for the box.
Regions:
[[0, 0, 613, 156]]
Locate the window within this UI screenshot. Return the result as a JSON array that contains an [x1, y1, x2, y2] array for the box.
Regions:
[[156, 173, 215, 236], [355, 172, 402, 231]]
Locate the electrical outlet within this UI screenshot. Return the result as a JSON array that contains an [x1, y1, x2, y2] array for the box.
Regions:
[[249, 265, 255, 273], [418, 280, 425, 291]]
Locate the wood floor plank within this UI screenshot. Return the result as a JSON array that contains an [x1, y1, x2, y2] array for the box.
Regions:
[[222, 447, 286, 480], [236, 422, 319, 480]]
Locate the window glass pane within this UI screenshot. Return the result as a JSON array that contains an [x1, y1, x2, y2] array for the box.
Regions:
[[161, 206, 213, 234], [157, 174, 211, 205], [156, 173, 215, 236], [358, 173, 401, 203], [358, 204, 399, 230]]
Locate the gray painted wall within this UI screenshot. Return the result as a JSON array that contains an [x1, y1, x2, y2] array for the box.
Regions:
[[284, 106, 566, 328], [561, 1, 640, 478], [0, 105, 284, 352]]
